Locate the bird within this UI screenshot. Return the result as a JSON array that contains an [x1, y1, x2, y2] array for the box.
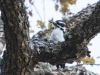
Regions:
[[49, 20, 66, 42], [49, 20, 66, 70]]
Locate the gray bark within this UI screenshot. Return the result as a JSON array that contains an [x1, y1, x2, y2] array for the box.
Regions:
[[0, 0, 36, 75], [0, 0, 100, 75], [30, 1, 100, 65]]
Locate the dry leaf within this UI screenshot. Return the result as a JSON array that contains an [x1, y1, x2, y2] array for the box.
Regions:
[[29, 0, 32, 3], [37, 20, 45, 28], [29, 10, 33, 17], [55, 0, 76, 14], [82, 56, 95, 64], [29, 30, 34, 33], [69, 0, 76, 4], [48, 23, 52, 29], [55, 4, 59, 11]]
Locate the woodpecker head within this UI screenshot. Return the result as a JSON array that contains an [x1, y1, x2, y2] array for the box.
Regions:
[[55, 20, 66, 32], [55, 20, 66, 27], [49, 20, 66, 42], [49, 20, 66, 33]]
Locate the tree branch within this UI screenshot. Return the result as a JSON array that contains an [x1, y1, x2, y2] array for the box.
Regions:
[[30, 1, 100, 65]]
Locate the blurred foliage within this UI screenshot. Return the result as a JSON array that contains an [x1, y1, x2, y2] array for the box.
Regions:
[[37, 20, 45, 28], [48, 23, 52, 29], [54, 0, 76, 14], [28, 10, 33, 17], [48, 18, 54, 29], [62, 16, 69, 23], [55, 4, 59, 11], [29, 30, 34, 33], [28, 0, 76, 30], [82, 56, 95, 64]]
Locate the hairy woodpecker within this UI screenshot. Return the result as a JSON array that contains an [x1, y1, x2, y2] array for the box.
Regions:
[[49, 20, 66, 69], [50, 20, 66, 42]]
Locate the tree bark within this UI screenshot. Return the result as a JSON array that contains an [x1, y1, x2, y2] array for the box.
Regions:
[[0, 0, 100, 75], [0, 0, 37, 75], [30, 1, 100, 65]]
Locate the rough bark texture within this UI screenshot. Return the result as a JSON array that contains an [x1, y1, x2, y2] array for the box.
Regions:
[[0, 0, 37, 75], [0, 18, 4, 54], [0, 0, 100, 75], [33, 62, 99, 75], [30, 1, 100, 65]]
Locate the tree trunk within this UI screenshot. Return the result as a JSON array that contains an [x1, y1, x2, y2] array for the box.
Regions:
[[0, 0, 37, 75]]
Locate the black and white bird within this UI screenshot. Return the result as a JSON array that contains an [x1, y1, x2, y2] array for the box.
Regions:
[[49, 20, 66, 69], [49, 20, 66, 42]]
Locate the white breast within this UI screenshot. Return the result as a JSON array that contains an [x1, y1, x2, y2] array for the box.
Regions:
[[50, 28, 65, 42]]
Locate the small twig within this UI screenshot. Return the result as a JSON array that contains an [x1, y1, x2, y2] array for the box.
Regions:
[[43, 0, 45, 23], [76, 64, 100, 66], [30, 1, 42, 21]]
